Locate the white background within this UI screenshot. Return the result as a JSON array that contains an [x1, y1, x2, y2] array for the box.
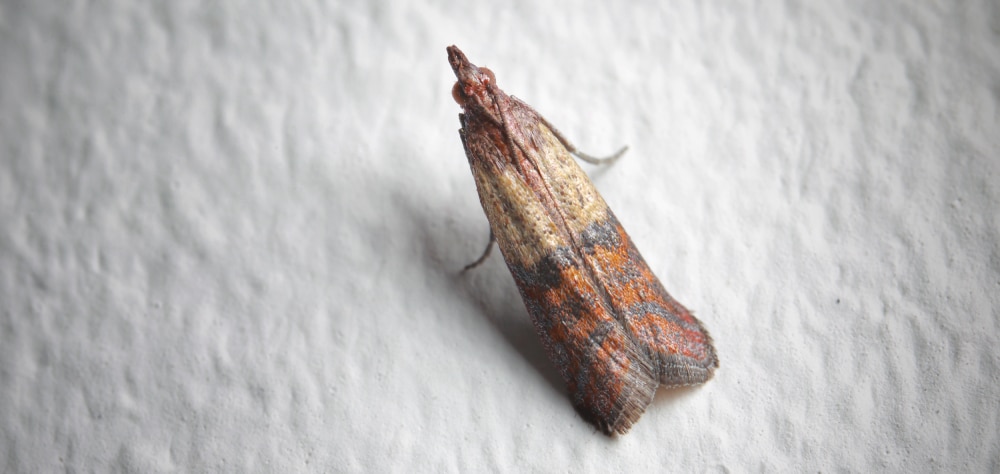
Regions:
[[2, 1, 998, 471]]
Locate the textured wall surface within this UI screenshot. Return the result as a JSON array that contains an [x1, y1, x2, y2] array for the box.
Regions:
[[2, 1, 998, 471]]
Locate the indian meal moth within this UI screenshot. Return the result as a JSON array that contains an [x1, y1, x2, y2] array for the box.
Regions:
[[448, 45, 718, 434]]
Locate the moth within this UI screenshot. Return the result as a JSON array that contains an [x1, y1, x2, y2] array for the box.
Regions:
[[448, 45, 718, 434]]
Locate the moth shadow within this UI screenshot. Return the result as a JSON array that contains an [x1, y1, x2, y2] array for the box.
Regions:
[[450, 256, 566, 398], [394, 185, 565, 399], [653, 382, 707, 406]]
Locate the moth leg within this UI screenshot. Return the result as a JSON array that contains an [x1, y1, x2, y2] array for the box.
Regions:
[[536, 114, 628, 165], [461, 230, 496, 272], [571, 146, 629, 165]]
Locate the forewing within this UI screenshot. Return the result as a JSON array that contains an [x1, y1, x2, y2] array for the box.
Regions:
[[509, 248, 658, 434], [579, 214, 719, 386]]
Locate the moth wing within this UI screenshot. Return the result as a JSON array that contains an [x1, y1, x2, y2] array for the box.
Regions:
[[580, 213, 719, 387], [510, 250, 658, 435]]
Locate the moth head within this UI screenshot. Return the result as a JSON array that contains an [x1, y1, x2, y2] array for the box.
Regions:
[[447, 45, 497, 111]]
